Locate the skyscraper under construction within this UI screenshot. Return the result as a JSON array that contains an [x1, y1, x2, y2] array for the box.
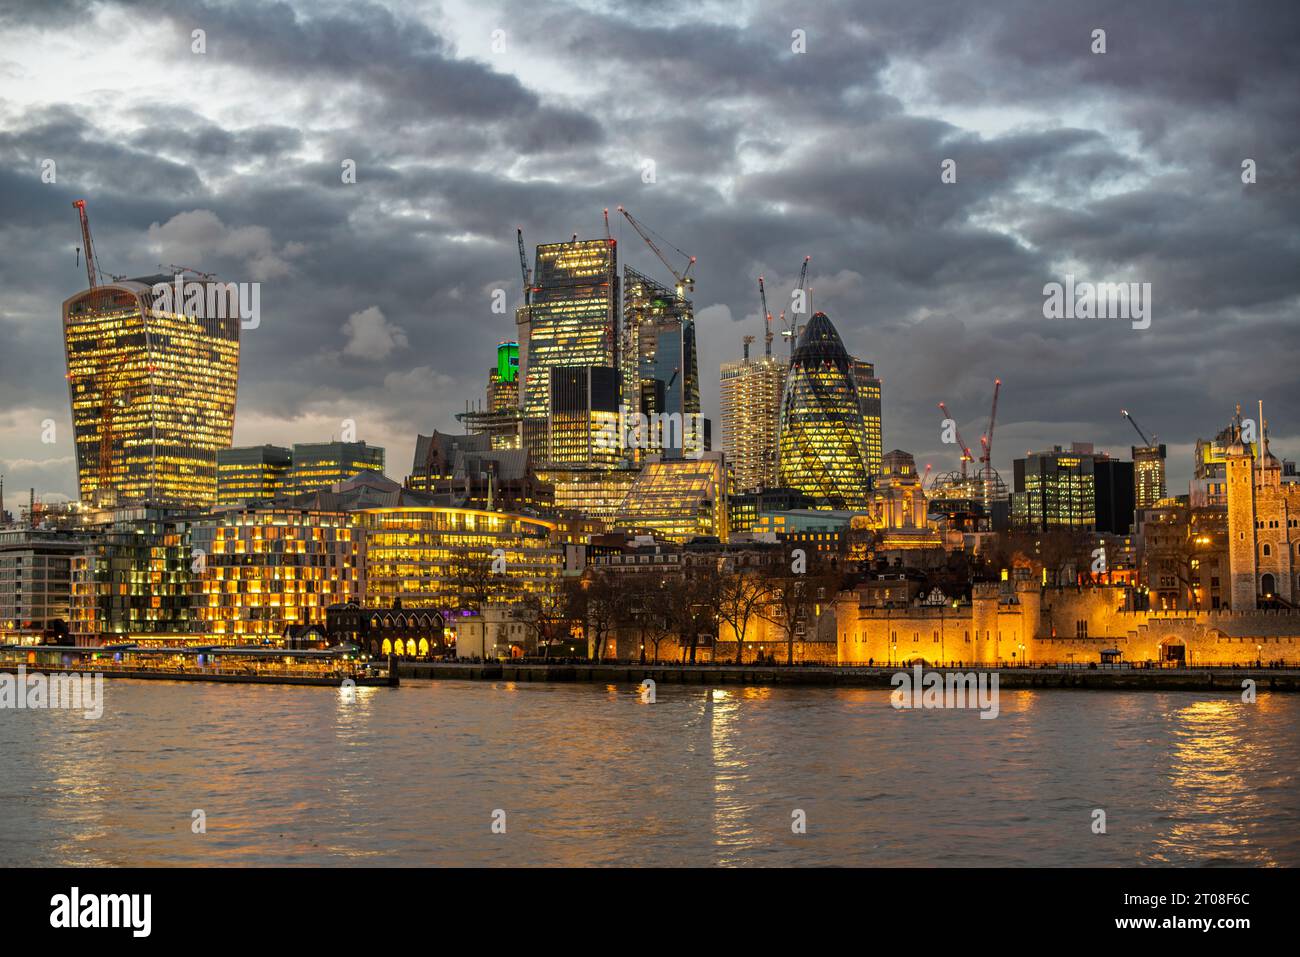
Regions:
[[777, 311, 872, 509], [516, 238, 619, 466], [720, 354, 786, 491], [622, 266, 702, 460], [62, 276, 240, 508]]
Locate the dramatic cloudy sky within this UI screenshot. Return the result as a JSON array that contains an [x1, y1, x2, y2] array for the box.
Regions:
[[1, 0, 1297, 504]]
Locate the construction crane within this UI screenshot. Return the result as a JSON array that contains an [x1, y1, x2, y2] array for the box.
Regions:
[[95, 362, 133, 507], [780, 255, 812, 356], [938, 400, 975, 479], [615, 206, 695, 298], [978, 378, 1002, 507], [72, 199, 100, 289], [159, 263, 217, 281], [921, 462, 933, 489], [1121, 409, 1155, 446], [742, 334, 756, 361], [71, 199, 125, 285], [757, 276, 773, 357], [516, 228, 532, 305]]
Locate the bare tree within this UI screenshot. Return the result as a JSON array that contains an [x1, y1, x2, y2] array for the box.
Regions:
[[625, 576, 675, 663], [577, 570, 626, 661], [448, 552, 505, 613], [518, 586, 571, 658], [668, 562, 721, 663], [761, 560, 840, 665], [717, 567, 771, 665]]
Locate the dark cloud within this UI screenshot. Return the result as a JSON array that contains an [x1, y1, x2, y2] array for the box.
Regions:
[[1, 0, 1298, 503]]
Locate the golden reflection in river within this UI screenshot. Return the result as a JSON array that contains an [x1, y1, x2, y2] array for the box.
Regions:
[[5, 681, 1297, 866], [708, 689, 747, 863], [39, 708, 113, 866], [708, 687, 773, 864], [1153, 697, 1277, 865]]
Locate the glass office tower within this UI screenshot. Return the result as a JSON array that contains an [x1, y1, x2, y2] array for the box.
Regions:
[[777, 312, 872, 510], [622, 266, 700, 460], [62, 277, 240, 508], [517, 239, 619, 465]]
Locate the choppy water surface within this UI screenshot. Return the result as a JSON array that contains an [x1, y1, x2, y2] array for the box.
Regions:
[[1, 679, 1297, 866]]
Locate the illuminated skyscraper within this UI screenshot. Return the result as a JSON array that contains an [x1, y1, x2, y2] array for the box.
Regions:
[[456, 341, 524, 450], [1132, 444, 1167, 509], [721, 355, 786, 491], [62, 277, 240, 508], [549, 366, 622, 468], [853, 359, 883, 479], [1010, 443, 1134, 534], [517, 238, 619, 465], [622, 267, 700, 460], [488, 341, 520, 412], [777, 312, 872, 509]]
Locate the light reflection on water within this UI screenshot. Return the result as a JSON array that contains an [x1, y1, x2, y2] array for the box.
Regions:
[[1, 679, 1296, 867]]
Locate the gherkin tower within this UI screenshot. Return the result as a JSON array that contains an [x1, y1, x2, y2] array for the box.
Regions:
[[777, 311, 871, 509]]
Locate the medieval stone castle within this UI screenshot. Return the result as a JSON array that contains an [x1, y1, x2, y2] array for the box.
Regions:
[[717, 408, 1300, 668], [834, 409, 1300, 667]]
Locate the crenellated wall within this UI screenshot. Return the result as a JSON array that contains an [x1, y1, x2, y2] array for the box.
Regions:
[[837, 582, 1300, 666]]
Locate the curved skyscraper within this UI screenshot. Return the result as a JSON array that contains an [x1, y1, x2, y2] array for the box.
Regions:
[[62, 277, 240, 508], [777, 311, 871, 509]]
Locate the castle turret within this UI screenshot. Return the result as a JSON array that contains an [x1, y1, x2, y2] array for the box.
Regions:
[[1225, 432, 1257, 611]]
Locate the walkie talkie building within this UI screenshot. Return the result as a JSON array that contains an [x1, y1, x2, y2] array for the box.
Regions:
[[62, 276, 241, 508]]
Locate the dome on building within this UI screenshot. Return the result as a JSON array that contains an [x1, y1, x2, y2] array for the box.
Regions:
[[777, 311, 872, 509]]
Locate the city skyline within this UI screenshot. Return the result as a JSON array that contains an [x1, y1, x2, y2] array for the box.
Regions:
[[2, 0, 1297, 504], [3, 0, 1300, 891]]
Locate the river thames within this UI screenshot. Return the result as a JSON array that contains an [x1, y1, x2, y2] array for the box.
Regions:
[[2, 679, 1297, 867]]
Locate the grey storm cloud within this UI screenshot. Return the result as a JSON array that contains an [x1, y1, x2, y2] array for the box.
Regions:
[[0, 0, 1297, 504]]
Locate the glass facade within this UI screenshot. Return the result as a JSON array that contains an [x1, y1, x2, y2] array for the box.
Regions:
[[853, 359, 883, 479], [549, 366, 622, 468], [537, 467, 641, 521], [358, 508, 562, 612], [613, 453, 728, 542], [62, 279, 240, 508], [622, 267, 700, 460], [69, 508, 197, 641], [286, 442, 386, 494], [1011, 448, 1097, 531], [518, 239, 619, 465], [216, 445, 293, 504], [189, 508, 358, 639], [777, 312, 872, 509]]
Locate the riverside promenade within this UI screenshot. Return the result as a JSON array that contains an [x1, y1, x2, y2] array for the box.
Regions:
[[398, 661, 1300, 692]]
